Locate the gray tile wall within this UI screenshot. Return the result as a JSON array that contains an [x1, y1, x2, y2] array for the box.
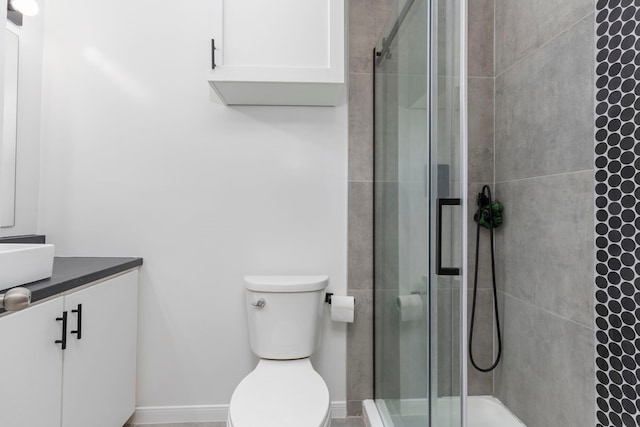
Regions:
[[493, 2, 595, 425], [494, 0, 593, 75], [347, 0, 395, 416], [466, 0, 495, 395]]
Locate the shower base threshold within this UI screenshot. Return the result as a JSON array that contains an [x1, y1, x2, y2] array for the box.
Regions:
[[467, 396, 525, 427], [364, 396, 525, 427]]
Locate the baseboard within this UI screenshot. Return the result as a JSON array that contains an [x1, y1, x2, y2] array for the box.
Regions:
[[332, 401, 347, 418], [128, 401, 347, 424], [128, 405, 227, 424]]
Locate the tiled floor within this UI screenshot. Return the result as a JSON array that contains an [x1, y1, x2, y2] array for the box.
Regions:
[[125, 418, 365, 427]]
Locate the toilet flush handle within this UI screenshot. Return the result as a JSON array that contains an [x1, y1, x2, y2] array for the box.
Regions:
[[251, 298, 266, 309]]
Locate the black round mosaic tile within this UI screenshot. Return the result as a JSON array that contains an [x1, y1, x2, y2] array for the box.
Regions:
[[596, 2, 640, 425]]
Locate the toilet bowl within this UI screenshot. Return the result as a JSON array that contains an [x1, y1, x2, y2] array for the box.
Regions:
[[227, 359, 331, 427], [227, 275, 331, 427]]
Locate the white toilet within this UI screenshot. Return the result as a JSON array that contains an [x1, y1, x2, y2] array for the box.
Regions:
[[227, 275, 331, 427]]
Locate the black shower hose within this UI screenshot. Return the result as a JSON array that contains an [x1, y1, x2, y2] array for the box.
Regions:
[[469, 185, 502, 372]]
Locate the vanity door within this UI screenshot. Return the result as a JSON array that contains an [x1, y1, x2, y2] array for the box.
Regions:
[[61, 271, 138, 427], [0, 297, 64, 427]]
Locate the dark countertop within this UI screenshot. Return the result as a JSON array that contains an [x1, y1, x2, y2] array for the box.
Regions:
[[2, 257, 143, 312]]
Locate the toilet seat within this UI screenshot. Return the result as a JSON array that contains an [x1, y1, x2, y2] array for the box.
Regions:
[[228, 358, 330, 427]]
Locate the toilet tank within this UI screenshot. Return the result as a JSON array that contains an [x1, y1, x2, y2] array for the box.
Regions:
[[244, 275, 329, 360]]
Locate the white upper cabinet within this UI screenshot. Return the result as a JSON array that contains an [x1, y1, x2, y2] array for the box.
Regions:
[[208, 0, 345, 106]]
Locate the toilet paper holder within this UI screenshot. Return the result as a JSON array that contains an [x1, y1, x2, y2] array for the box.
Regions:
[[325, 293, 355, 304]]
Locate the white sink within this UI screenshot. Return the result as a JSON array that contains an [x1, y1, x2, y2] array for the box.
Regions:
[[0, 244, 55, 291]]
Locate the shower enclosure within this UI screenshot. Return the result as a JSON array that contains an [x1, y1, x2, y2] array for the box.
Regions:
[[373, 0, 467, 425]]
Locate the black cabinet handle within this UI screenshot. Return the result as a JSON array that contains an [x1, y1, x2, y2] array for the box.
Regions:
[[71, 304, 82, 340], [436, 198, 461, 276], [55, 311, 68, 350], [211, 39, 216, 69]]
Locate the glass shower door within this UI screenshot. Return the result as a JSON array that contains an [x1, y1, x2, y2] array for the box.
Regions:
[[373, 0, 465, 425]]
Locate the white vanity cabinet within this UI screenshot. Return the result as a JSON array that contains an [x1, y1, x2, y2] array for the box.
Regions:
[[207, 0, 345, 106], [0, 297, 64, 427], [0, 270, 139, 427]]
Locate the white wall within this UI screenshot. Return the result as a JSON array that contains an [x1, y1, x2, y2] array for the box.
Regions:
[[38, 0, 347, 413]]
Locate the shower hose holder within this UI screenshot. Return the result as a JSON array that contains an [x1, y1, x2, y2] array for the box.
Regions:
[[474, 193, 503, 229]]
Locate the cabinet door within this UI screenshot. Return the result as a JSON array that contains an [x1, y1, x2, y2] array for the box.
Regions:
[[0, 297, 65, 427], [61, 271, 138, 427]]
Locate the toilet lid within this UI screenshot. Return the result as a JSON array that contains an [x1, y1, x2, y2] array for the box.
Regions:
[[229, 359, 330, 427]]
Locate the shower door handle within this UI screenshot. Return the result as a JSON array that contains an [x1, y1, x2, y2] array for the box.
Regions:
[[436, 198, 461, 276]]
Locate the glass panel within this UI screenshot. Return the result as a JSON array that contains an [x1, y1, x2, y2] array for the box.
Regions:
[[431, 0, 463, 424], [374, 1, 431, 425], [373, 0, 464, 425]]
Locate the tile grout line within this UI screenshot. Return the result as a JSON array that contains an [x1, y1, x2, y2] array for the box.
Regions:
[[495, 167, 594, 185], [495, 10, 595, 79], [498, 290, 595, 332]]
